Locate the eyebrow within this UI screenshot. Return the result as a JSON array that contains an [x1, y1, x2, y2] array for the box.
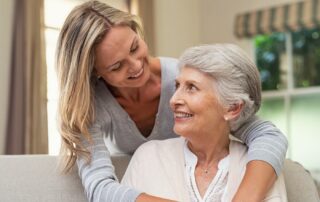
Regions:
[[106, 36, 138, 70], [175, 78, 201, 84]]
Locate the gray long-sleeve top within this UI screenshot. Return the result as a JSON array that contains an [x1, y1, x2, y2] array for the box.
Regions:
[[77, 57, 288, 202]]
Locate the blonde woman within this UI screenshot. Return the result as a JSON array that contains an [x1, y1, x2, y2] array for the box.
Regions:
[[121, 44, 287, 202], [56, 1, 288, 202]]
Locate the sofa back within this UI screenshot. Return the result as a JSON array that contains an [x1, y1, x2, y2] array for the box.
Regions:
[[0, 155, 130, 202], [0, 155, 319, 202], [283, 159, 320, 202]]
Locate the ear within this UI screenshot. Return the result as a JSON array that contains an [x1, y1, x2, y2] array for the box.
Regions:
[[224, 101, 243, 121]]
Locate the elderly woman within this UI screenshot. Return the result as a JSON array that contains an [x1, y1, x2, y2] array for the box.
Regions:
[[121, 44, 287, 201]]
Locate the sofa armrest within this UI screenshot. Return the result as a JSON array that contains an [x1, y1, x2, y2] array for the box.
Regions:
[[0, 155, 87, 202], [283, 159, 320, 202]]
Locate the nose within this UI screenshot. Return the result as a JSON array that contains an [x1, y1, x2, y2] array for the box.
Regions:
[[170, 88, 184, 110], [127, 56, 142, 73]]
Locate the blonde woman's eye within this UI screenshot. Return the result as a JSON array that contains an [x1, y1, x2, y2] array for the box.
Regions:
[[111, 63, 121, 71], [130, 45, 139, 53]]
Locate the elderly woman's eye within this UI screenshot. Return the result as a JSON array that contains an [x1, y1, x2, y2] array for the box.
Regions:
[[175, 82, 180, 90], [187, 84, 197, 91]]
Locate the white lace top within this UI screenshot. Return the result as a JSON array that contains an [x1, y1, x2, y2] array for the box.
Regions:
[[184, 141, 230, 202]]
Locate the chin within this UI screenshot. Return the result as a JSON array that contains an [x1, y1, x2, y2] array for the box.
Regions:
[[137, 72, 151, 87], [127, 70, 149, 88], [173, 127, 192, 138], [141, 68, 152, 85]]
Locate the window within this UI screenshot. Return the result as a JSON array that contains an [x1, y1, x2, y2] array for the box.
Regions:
[[44, 0, 129, 155], [255, 28, 320, 171]]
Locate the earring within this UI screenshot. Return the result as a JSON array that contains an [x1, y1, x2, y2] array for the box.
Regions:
[[224, 116, 229, 121]]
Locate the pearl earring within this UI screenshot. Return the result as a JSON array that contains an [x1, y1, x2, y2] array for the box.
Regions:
[[224, 117, 229, 121]]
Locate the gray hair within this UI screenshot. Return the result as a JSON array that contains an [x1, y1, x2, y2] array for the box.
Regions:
[[178, 44, 261, 131]]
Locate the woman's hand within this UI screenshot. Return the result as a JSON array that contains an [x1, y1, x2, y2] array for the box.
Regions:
[[232, 160, 277, 202], [136, 193, 177, 202]]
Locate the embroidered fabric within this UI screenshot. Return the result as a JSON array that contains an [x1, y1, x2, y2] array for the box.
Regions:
[[184, 141, 230, 202]]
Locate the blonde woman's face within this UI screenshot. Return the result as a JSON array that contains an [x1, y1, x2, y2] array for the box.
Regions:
[[94, 26, 150, 88], [170, 67, 227, 139]]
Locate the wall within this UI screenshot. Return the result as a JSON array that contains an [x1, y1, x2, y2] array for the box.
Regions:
[[0, 0, 14, 154], [199, 0, 302, 44], [151, 0, 302, 58], [152, 0, 201, 58], [198, 0, 304, 75]]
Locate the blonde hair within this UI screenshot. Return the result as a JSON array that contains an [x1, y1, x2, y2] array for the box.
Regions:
[[56, 0, 143, 172]]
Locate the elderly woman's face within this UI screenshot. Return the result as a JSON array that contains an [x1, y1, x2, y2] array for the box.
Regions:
[[170, 66, 227, 138]]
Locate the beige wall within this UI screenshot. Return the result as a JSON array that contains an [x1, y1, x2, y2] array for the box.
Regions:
[[152, 0, 302, 57], [200, 0, 302, 44], [153, 0, 201, 58], [0, 0, 14, 154]]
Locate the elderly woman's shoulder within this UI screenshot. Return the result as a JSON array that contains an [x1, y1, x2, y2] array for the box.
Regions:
[[134, 137, 184, 158], [137, 137, 184, 151]]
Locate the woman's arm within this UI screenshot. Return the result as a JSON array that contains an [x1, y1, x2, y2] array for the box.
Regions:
[[232, 161, 277, 202], [78, 120, 175, 202], [136, 194, 176, 202], [231, 116, 288, 201], [77, 122, 141, 202]]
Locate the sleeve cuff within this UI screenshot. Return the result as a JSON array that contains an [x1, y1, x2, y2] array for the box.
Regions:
[[246, 150, 283, 176], [123, 188, 143, 202]]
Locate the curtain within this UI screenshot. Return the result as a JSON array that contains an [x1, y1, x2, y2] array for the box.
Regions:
[[6, 0, 48, 154], [234, 0, 320, 38]]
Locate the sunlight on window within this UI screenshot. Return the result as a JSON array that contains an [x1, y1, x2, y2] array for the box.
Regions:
[[45, 0, 87, 29], [45, 29, 60, 155]]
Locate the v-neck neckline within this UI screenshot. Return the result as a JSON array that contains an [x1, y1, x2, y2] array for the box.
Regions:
[[102, 58, 166, 140]]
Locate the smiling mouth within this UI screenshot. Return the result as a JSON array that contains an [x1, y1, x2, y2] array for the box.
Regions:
[[128, 62, 144, 80], [174, 111, 194, 119], [128, 68, 144, 79]]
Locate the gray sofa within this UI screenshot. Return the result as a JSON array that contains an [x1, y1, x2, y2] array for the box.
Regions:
[[0, 155, 319, 202]]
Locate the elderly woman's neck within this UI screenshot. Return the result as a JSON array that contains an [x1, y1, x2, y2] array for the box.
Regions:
[[187, 132, 230, 163]]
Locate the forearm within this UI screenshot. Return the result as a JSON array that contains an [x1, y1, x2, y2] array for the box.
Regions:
[[78, 146, 141, 202], [232, 116, 288, 201], [136, 193, 176, 202], [78, 124, 141, 202], [232, 160, 276, 202]]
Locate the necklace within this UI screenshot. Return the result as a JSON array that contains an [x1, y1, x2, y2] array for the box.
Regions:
[[203, 166, 212, 174], [200, 162, 215, 174]]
